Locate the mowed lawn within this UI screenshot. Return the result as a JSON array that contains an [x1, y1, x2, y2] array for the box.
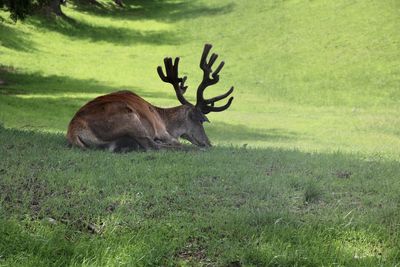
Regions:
[[1, 0, 400, 265]]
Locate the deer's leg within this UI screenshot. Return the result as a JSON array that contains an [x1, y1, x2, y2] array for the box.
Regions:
[[117, 113, 163, 151], [104, 134, 160, 152], [135, 136, 162, 151], [105, 113, 180, 151], [68, 120, 107, 149], [107, 137, 142, 153], [154, 132, 182, 149], [123, 131, 183, 151]]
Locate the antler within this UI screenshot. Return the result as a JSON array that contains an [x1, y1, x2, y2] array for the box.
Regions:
[[157, 57, 191, 106], [195, 44, 234, 114]]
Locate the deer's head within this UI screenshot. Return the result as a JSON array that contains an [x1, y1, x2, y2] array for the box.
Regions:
[[157, 44, 234, 147]]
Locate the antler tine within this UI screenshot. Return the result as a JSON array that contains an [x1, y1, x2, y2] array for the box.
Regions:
[[208, 53, 218, 69], [173, 57, 179, 75], [180, 76, 188, 94], [205, 86, 234, 104], [201, 94, 234, 114], [207, 96, 234, 113], [212, 61, 224, 79], [196, 44, 235, 114], [157, 56, 191, 106], [157, 66, 168, 82], [200, 44, 212, 69]]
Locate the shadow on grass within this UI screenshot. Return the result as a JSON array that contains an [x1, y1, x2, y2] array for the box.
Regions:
[[0, 67, 175, 100], [0, 125, 399, 265], [0, 22, 36, 51], [29, 15, 181, 46], [70, 0, 235, 22], [0, 66, 109, 95], [26, 0, 234, 46], [208, 122, 298, 143]]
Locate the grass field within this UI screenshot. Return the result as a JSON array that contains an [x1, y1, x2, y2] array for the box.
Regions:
[[1, 0, 400, 265]]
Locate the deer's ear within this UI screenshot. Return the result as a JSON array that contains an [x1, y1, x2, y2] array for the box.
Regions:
[[190, 109, 210, 123], [200, 114, 210, 123]]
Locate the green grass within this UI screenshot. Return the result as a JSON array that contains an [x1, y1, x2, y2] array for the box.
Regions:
[[1, 127, 400, 266], [1, 0, 400, 265]]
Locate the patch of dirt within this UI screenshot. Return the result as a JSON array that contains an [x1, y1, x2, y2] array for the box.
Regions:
[[226, 261, 242, 267], [0, 172, 53, 219], [334, 170, 352, 179], [144, 155, 157, 161], [176, 237, 212, 265], [0, 65, 17, 73], [86, 221, 105, 234], [266, 163, 278, 176], [0, 171, 109, 235], [106, 202, 118, 213], [57, 213, 105, 235]]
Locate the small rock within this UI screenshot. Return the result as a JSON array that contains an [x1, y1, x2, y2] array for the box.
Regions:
[[47, 217, 57, 224]]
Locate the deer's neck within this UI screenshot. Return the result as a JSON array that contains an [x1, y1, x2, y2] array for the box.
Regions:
[[154, 105, 188, 138]]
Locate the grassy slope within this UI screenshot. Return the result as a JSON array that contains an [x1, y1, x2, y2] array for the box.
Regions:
[[1, 0, 400, 157], [1, 0, 400, 265]]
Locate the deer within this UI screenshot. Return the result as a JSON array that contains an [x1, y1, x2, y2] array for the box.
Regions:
[[66, 44, 234, 152]]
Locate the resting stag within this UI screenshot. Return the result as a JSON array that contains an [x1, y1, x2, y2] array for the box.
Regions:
[[67, 44, 234, 152]]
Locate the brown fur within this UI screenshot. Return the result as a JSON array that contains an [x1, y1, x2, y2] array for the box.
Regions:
[[67, 90, 210, 152]]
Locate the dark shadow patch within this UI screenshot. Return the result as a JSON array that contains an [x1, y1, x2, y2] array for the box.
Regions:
[[207, 122, 299, 143], [28, 15, 180, 46], [0, 22, 36, 51], [0, 67, 176, 100], [0, 0, 234, 51], [0, 65, 111, 95], [21, 0, 234, 46], [69, 0, 235, 23]]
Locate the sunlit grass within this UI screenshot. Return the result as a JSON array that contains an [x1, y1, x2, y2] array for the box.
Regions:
[[335, 229, 385, 260], [1, 0, 400, 265]]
